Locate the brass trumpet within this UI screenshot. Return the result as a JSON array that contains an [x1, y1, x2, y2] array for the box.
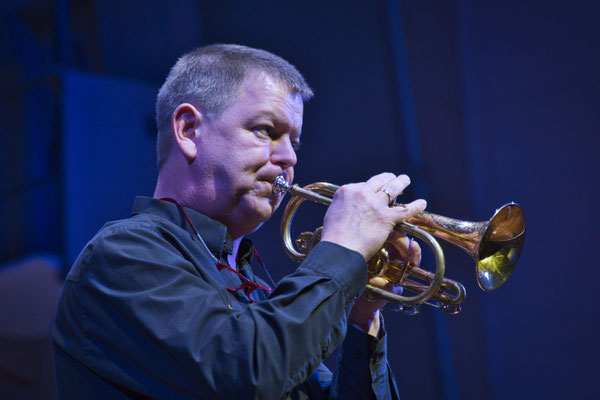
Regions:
[[273, 176, 526, 314]]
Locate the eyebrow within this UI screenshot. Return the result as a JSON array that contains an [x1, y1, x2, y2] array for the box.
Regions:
[[251, 111, 302, 136], [252, 111, 285, 125]]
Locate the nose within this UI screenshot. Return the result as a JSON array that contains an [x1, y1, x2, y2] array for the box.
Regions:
[[270, 135, 297, 169]]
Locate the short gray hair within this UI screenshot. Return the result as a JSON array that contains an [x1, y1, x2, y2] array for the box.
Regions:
[[155, 44, 313, 169]]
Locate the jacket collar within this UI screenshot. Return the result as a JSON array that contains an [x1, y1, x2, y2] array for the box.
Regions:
[[131, 196, 233, 259]]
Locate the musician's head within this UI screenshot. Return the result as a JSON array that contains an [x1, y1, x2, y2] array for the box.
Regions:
[[154, 44, 313, 238], [156, 44, 313, 170]]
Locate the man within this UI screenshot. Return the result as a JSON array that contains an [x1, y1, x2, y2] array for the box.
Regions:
[[51, 44, 426, 399]]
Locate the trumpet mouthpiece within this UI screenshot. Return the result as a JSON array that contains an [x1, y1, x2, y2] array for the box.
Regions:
[[273, 175, 291, 194]]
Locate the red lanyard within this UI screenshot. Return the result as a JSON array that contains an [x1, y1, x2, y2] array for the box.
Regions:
[[216, 262, 272, 301]]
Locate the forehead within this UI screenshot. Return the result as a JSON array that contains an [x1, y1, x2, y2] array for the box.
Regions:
[[224, 71, 304, 124]]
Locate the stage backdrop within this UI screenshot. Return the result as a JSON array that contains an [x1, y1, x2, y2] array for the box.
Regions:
[[62, 72, 158, 264]]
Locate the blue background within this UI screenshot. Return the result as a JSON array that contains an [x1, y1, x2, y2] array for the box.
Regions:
[[1, 0, 598, 398]]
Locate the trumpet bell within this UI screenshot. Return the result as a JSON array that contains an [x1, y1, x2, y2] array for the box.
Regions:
[[476, 203, 525, 291]]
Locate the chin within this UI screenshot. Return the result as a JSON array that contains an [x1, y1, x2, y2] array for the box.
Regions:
[[238, 197, 275, 221], [231, 208, 273, 238], [255, 201, 278, 222]]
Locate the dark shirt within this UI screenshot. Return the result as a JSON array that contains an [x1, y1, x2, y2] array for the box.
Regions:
[[51, 197, 399, 399]]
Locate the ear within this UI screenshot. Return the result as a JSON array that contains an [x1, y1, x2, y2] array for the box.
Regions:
[[171, 103, 202, 162]]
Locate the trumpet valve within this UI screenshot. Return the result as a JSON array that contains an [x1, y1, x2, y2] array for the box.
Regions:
[[295, 232, 314, 255], [367, 248, 389, 275], [294, 227, 323, 255], [376, 258, 411, 286]]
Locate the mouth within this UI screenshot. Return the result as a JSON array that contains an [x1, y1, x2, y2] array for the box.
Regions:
[[253, 180, 279, 200], [258, 171, 290, 195]]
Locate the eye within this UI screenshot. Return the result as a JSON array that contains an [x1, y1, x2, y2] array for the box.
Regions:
[[253, 126, 271, 138], [292, 141, 301, 151]]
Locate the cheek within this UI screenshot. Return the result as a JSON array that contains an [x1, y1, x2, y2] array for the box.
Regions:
[[237, 143, 272, 170]]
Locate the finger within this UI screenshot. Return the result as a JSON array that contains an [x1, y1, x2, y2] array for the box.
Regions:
[[408, 240, 422, 267], [388, 230, 407, 241], [389, 199, 427, 223], [367, 276, 403, 297], [386, 231, 409, 260], [378, 174, 411, 200], [363, 172, 397, 192], [387, 231, 418, 262]]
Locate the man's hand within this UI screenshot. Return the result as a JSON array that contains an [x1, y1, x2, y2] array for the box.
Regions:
[[319, 172, 426, 336], [347, 231, 422, 336], [320, 173, 426, 262]]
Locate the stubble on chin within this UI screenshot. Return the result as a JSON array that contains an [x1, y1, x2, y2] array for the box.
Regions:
[[224, 194, 279, 237], [245, 189, 282, 218]]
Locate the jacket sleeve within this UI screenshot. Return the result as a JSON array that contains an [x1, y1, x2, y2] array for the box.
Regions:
[[328, 321, 400, 399], [293, 322, 400, 400], [51, 221, 369, 400]]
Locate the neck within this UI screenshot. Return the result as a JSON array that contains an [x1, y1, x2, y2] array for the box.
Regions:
[[154, 166, 212, 217], [155, 190, 246, 269], [154, 165, 188, 202]]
